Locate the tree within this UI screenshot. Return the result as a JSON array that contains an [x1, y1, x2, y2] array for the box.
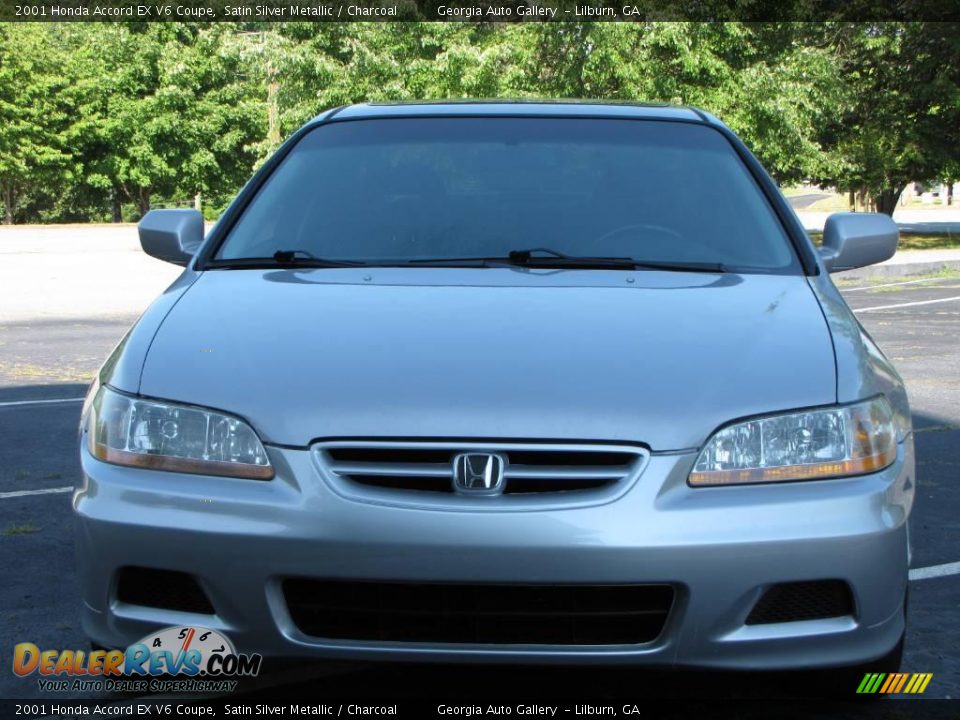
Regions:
[[61, 23, 265, 220], [0, 24, 75, 224], [811, 23, 960, 214], [61, 24, 181, 218], [152, 25, 265, 213], [498, 23, 842, 183], [3, 22, 959, 223]]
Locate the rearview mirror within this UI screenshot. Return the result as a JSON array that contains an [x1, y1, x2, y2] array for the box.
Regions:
[[138, 209, 204, 266], [818, 212, 898, 273]]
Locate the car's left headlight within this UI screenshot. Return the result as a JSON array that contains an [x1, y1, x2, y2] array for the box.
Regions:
[[87, 385, 273, 480], [689, 396, 897, 487]]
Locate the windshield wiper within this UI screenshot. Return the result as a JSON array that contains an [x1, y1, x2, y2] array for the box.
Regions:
[[507, 248, 728, 272], [206, 249, 367, 269], [617, 259, 728, 273], [209, 246, 728, 273], [409, 247, 728, 273]]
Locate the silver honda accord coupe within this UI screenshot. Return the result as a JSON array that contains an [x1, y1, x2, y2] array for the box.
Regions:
[[76, 102, 913, 674]]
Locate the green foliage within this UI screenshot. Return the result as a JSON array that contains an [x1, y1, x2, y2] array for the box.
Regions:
[[809, 22, 960, 213], [0, 21, 957, 223], [61, 23, 264, 217], [0, 24, 76, 223]]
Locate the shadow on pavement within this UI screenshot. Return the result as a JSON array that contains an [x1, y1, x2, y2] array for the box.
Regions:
[[0, 382, 89, 404], [896, 220, 960, 235]]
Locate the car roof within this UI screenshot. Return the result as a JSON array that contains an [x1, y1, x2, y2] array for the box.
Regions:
[[309, 100, 721, 126]]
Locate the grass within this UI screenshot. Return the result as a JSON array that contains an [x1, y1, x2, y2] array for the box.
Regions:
[[894, 233, 960, 251], [806, 194, 850, 212], [801, 192, 958, 213], [914, 423, 960, 434], [900, 197, 956, 209], [833, 266, 960, 288], [0, 362, 95, 383], [808, 232, 960, 251], [780, 186, 818, 197], [3, 522, 39, 536], [869, 273, 960, 292]]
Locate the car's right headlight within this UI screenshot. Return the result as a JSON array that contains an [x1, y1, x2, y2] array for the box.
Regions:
[[689, 396, 897, 487], [88, 385, 273, 480]]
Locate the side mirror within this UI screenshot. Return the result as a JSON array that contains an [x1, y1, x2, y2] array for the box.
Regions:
[[818, 212, 898, 273], [138, 209, 204, 266]]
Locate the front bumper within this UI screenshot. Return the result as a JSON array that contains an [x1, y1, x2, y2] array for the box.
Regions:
[[74, 436, 914, 669]]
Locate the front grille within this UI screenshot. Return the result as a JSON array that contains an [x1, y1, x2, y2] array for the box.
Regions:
[[284, 579, 674, 645], [316, 441, 644, 496], [746, 580, 853, 625], [115, 566, 215, 615]]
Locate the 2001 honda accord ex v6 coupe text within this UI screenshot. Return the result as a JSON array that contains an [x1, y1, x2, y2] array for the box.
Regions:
[[76, 102, 913, 674]]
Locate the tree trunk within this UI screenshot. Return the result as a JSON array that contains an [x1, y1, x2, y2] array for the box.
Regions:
[[875, 187, 903, 216], [2, 183, 16, 225], [111, 190, 123, 223], [948, 181, 954, 206], [848, 189, 855, 212], [267, 67, 280, 148], [136, 189, 151, 218]]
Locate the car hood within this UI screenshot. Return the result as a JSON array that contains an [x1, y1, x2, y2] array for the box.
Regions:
[[139, 268, 836, 451]]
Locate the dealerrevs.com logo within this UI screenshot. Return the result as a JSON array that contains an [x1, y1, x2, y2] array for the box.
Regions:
[[12, 626, 262, 693]]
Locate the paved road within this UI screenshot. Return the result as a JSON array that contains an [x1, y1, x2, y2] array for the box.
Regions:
[[797, 208, 960, 233], [0, 225, 180, 324], [837, 274, 960, 702], [786, 192, 831, 209], [1, 270, 958, 701]]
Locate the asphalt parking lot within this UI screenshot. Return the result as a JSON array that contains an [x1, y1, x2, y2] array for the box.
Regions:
[[1, 248, 958, 702]]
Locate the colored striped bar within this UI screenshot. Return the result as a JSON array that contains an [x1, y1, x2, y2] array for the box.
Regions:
[[906, 673, 934, 694], [857, 673, 886, 694], [893, 673, 910, 693], [886, 673, 898, 693], [879, 673, 897, 693], [857, 672, 933, 695]]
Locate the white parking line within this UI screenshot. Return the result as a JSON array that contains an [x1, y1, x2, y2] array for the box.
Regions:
[[909, 561, 960, 582], [0, 486, 73, 499], [845, 277, 957, 292], [0, 397, 84, 408], [855, 295, 960, 313]]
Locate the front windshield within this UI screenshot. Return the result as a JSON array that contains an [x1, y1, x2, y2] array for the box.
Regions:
[[215, 117, 798, 272]]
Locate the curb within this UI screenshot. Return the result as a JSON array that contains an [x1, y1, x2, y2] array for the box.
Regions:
[[833, 259, 960, 281]]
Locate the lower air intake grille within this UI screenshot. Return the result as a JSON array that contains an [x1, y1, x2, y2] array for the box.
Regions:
[[284, 580, 674, 645], [116, 566, 215, 615], [746, 580, 853, 625]]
